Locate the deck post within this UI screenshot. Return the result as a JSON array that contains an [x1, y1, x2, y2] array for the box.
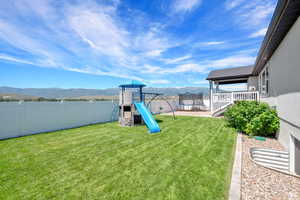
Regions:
[[209, 81, 213, 112]]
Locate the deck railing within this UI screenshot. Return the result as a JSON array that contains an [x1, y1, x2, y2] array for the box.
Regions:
[[232, 91, 259, 101], [212, 91, 259, 114]]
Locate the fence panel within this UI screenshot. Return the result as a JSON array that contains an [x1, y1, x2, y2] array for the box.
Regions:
[[0, 100, 180, 140], [0, 101, 119, 140]]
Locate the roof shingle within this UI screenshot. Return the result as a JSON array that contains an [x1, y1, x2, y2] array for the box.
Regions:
[[206, 65, 254, 81]]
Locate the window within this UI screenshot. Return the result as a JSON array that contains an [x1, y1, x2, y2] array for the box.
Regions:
[[123, 106, 131, 112], [259, 66, 269, 96]]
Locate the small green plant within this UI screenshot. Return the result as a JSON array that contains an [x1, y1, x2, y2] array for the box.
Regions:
[[224, 101, 279, 137]]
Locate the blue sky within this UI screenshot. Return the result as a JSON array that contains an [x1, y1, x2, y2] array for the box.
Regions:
[[0, 0, 277, 89]]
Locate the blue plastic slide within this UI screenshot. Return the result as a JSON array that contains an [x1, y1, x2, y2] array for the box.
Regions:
[[134, 102, 161, 133]]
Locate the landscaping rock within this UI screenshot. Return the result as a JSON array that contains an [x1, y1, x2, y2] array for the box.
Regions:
[[241, 135, 300, 200]]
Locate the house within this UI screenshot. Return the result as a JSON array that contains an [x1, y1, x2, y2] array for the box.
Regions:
[[207, 0, 300, 175]]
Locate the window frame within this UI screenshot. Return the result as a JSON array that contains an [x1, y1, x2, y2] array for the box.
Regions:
[[259, 64, 269, 97]]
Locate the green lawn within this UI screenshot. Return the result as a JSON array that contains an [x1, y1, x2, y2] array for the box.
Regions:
[[0, 116, 236, 200]]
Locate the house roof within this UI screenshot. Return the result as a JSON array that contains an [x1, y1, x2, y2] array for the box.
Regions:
[[206, 65, 254, 81], [253, 0, 300, 75]]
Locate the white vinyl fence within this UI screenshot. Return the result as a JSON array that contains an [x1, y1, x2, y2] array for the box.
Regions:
[[0, 100, 179, 140], [0, 101, 119, 140]]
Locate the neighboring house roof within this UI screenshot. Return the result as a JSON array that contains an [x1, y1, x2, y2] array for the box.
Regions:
[[206, 0, 300, 81], [253, 0, 300, 75], [206, 65, 253, 81]]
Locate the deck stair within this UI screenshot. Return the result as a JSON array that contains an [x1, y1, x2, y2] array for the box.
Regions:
[[250, 147, 289, 173], [212, 102, 233, 117]]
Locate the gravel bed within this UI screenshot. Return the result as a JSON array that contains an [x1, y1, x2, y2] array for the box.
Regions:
[[241, 134, 300, 200]]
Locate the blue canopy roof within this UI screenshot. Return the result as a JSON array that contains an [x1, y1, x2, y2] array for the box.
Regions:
[[119, 80, 146, 88]]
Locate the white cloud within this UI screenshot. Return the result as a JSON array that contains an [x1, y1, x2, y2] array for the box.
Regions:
[[196, 41, 226, 47], [63, 66, 144, 81], [233, 0, 276, 28], [172, 0, 202, 13], [141, 65, 164, 73], [192, 80, 208, 85], [172, 63, 205, 73], [249, 27, 268, 38], [157, 63, 205, 74], [208, 55, 255, 68], [225, 0, 246, 10], [68, 5, 129, 59], [135, 27, 174, 58], [144, 50, 164, 57], [247, 6, 274, 26], [0, 52, 145, 81], [148, 79, 170, 84], [0, 19, 56, 61], [65, 2, 180, 74], [163, 55, 191, 64], [0, 0, 272, 86], [0, 1, 180, 81], [12, 0, 56, 23], [0, 54, 38, 66], [142, 53, 255, 75], [0, 53, 62, 69], [235, 48, 258, 55]]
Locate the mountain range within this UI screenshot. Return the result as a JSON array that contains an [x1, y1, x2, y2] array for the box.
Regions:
[[0, 86, 210, 99]]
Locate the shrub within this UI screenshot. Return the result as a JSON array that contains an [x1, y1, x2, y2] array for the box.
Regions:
[[245, 109, 280, 137], [224, 101, 279, 137]]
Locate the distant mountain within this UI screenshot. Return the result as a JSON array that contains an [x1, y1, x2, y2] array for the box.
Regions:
[[0, 86, 209, 98], [0, 93, 40, 100]]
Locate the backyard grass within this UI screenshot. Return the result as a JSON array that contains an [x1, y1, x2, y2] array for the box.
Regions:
[[0, 116, 236, 200]]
